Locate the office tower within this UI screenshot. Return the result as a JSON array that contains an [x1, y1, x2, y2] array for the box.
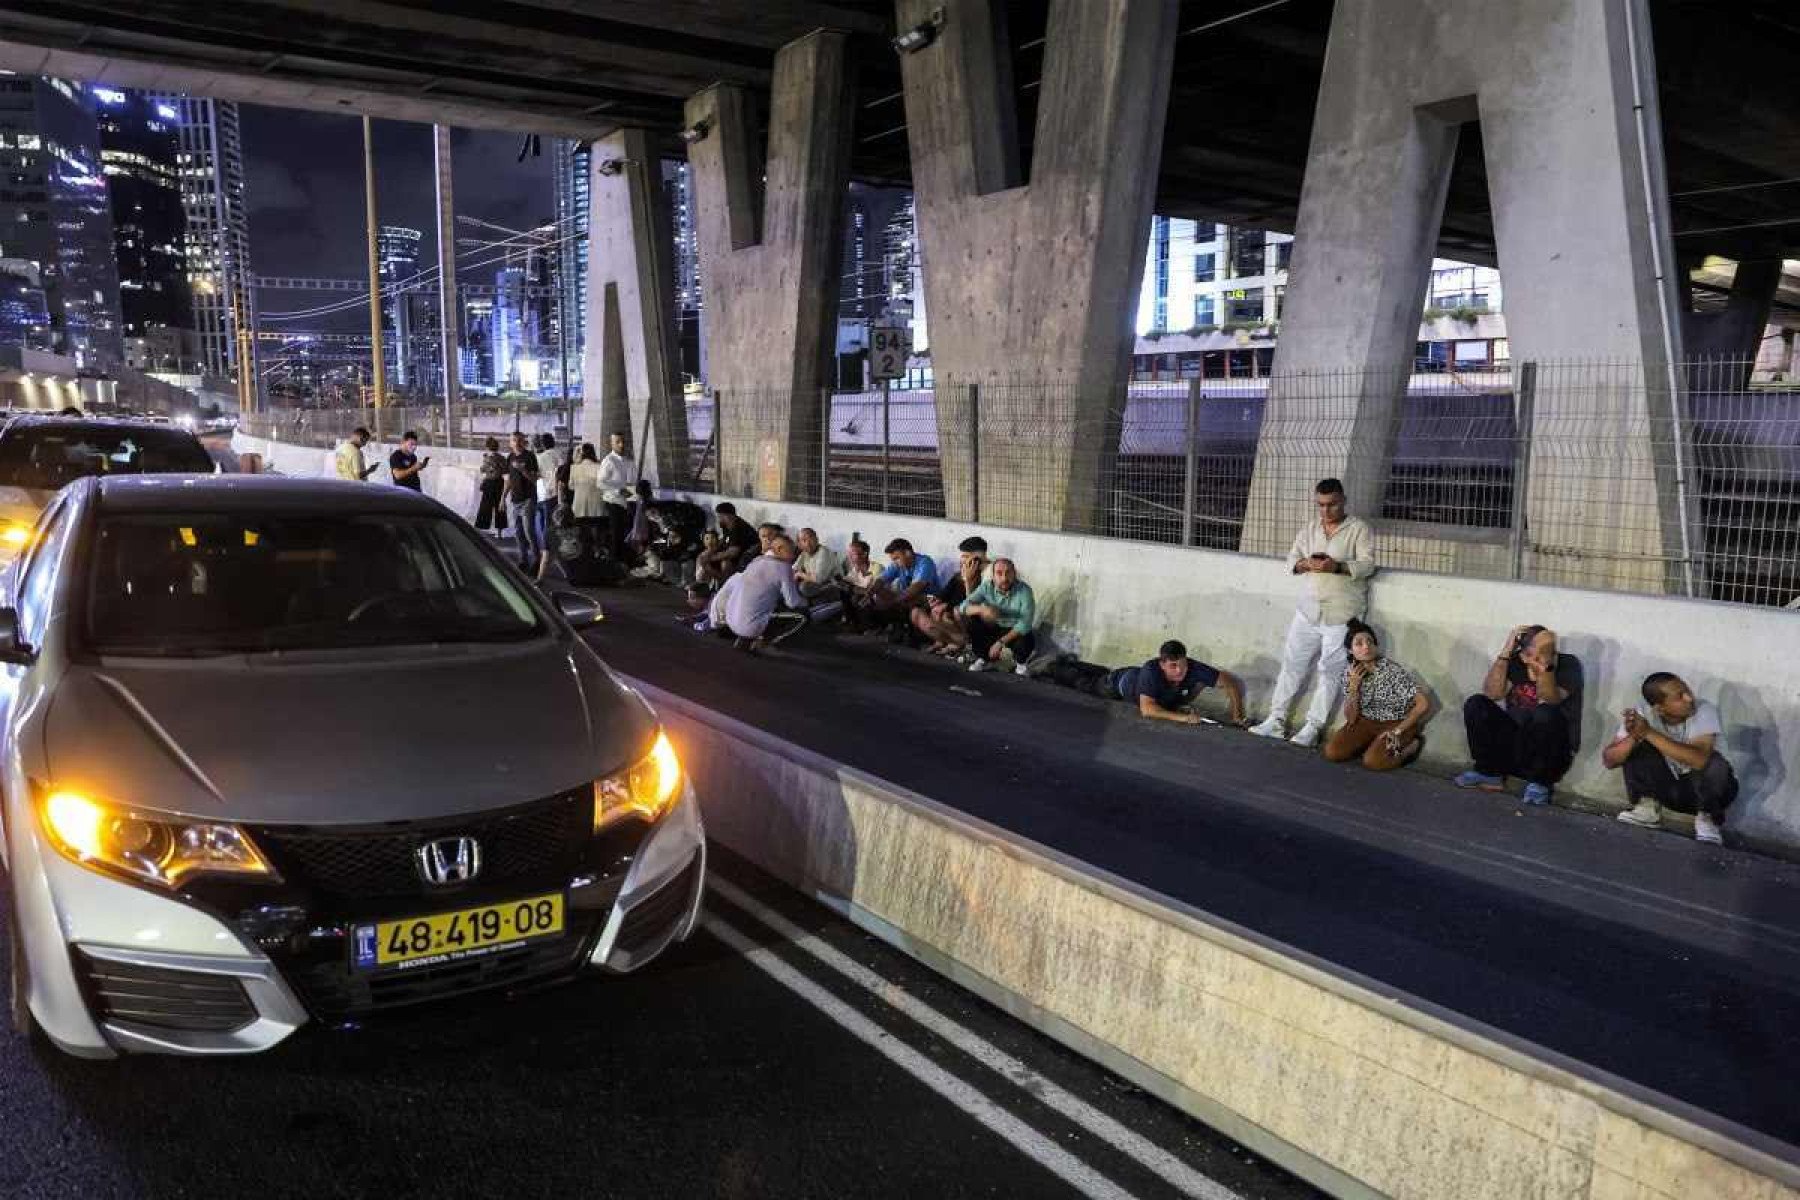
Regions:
[[157, 93, 253, 383]]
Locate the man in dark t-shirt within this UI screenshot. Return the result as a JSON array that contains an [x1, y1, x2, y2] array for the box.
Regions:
[[389, 431, 427, 491], [1030, 639, 1246, 726], [1458, 623, 1584, 805]]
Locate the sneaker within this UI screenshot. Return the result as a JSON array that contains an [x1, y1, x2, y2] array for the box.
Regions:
[[1248, 716, 1286, 740], [967, 659, 991, 673], [1521, 782, 1552, 807], [1694, 813, 1723, 844], [1289, 722, 1323, 748], [1013, 663, 1030, 677], [1616, 798, 1662, 828], [1454, 770, 1505, 791]]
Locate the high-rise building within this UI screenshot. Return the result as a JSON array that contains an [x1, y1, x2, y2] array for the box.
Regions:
[[553, 138, 588, 388], [662, 160, 702, 386], [95, 88, 191, 357], [462, 295, 495, 392], [881, 195, 917, 318], [378, 224, 422, 388], [0, 259, 50, 351], [0, 77, 125, 369], [157, 94, 253, 384], [494, 266, 527, 391]]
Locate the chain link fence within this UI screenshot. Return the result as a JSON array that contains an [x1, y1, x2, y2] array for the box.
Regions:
[[242, 358, 1800, 608], [239, 398, 575, 453]]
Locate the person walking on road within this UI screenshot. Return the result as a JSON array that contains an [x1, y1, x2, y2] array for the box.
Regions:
[[1249, 477, 1377, 747], [1456, 624, 1584, 805], [388, 431, 428, 492], [475, 436, 508, 536], [333, 426, 378, 482]]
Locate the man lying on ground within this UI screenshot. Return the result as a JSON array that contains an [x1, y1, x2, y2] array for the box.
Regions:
[[1029, 639, 1246, 726]]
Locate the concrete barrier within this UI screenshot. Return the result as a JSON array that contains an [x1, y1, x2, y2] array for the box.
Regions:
[[641, 677, 1800, 1200], [233, 430, 1799, 855]]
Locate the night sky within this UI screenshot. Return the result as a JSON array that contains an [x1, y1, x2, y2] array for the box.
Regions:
[[240, 104, 558, 333]]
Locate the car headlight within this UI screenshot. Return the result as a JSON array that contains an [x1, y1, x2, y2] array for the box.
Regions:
[[0, 519, 32, 549], [36, 789, 277, 889], [593, 731, 683, 829]]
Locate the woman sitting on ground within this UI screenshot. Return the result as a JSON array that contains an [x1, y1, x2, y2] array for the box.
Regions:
[[1323, 620, 1429, 770]]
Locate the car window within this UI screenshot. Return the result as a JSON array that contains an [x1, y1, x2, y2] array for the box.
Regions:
[[84, 512, 545, 656], [16, 495, 71, 647], [0, 425, 213, 491]]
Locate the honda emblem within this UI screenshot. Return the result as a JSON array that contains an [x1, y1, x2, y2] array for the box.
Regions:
[[415, 836, 482, 886]]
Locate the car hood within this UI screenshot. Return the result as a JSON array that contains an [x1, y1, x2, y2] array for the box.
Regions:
[[42, 639, 657, 824]]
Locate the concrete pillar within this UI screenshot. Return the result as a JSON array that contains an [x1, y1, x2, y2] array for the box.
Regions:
[[684, 31, 852, 500], [580, 128, 687, 484], [1241, 0, 1691, 595], [1681, 254, 1782, 391], [897, 0, 1178, 530]]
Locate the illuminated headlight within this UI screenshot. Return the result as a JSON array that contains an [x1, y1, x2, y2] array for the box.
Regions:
[[593, 731, 684, 829], [0, 520, 32, 549], [36, 788, 277, 888]]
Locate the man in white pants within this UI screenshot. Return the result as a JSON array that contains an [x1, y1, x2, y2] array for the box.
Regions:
[[1249, 477, 1377, 747]]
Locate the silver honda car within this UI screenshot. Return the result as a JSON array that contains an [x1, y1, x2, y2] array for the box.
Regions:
[[0, 475, 705, 1057]]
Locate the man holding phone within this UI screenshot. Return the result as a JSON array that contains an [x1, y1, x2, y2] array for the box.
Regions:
[[1249, 478, 1377, 747], [389, 431, 429, 492]]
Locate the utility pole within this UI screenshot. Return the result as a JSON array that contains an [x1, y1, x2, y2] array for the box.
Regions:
[[432, 124, 462, 445], [362, 115, 386, 429]]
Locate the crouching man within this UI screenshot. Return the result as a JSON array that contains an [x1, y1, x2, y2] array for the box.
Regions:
[[1601, 672, 1738, 844]]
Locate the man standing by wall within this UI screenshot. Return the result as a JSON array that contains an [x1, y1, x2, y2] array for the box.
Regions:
[[334, 426, 376, 482], [1249, 478, 1377, 747]]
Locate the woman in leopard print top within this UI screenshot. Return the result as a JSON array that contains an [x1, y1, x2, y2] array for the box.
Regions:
[[1324, 620, 1430, 770]]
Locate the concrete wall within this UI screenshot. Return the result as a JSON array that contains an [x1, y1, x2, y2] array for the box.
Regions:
[[683, 31, 852, 501], [581, 127, 686, 483], [233, 430, 1799, 854], [1244, 0, 1692, 598], [654, 681, 1800, 1200]]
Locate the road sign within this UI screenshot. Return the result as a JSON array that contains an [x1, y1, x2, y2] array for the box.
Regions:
[[870, 325, 911, 381]]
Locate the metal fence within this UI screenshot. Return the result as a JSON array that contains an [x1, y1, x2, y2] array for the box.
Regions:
[[243, 358, 1800, 609], [239, 398, 575, 453]]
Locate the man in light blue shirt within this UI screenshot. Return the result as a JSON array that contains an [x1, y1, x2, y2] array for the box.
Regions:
[[868, 537, 938, 637]]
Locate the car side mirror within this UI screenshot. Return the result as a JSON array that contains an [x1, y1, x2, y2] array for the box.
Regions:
[[0, 607, 33, 666], [551, 591, 603, 626]]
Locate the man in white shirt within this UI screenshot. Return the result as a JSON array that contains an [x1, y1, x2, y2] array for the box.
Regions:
[[707, 533, 806, 650], [597, 431, 638, 505], [792, 527, 842, 601], [1249, 477, 1378, 747], [333, 427, 376, 482], [1602, 672, 1738, 844]]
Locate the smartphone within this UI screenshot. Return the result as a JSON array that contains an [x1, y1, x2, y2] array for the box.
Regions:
[[1310, 552, 1328, 560]]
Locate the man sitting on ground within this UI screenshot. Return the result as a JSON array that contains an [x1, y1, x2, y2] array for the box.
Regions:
[[958, 558, 1038, 673], [792, 528, 842, 602], [1457, 624, 1583, 805], [693, 502, 757, 592], [1602, 672, 1738, 844], [836, 538, 882, 629], [705, 533, 808, 651], [866, 537, 939, 634], [914, 537, 988, 653], [1031, 639, 1246, 726]]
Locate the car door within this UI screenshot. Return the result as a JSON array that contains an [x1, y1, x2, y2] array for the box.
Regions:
[[0, 492, 72, 871]]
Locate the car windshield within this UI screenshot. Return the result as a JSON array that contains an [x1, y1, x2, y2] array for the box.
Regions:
[[85, 512, 546, 655], [0, 425, 214, 491]]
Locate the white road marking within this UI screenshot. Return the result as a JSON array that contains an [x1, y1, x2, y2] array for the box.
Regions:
[[704, 911, 1142, 1200], [708, 877, 1244, 1200]]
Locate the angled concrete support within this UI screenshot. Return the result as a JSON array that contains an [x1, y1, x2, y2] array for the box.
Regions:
[[581, 128, 687, 484], [684, 31, 852, 500], [898, 0, 1179, 530], [1242, 0, 1692, 595], [1682, 254, 1782, 391]]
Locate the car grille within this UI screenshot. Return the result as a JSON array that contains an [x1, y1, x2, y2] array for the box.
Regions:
[[284, 914, 604, 1022], [250, 790, 591, 903], [614, 861, 700, 957], [74, 952, 257, 1034]]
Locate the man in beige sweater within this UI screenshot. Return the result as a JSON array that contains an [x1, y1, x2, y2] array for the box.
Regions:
[[1249, 477, 1378, 748]]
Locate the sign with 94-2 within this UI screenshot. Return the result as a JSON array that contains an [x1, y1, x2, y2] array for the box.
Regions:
[[870, 326, 911, 381]]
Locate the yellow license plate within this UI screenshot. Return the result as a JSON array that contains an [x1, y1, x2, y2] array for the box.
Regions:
[[351, 893, 565, 972]]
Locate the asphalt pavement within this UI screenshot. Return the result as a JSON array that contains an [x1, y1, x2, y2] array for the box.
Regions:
[[0, 846, 1313, 1200], [579, 582, 1800, 1150]]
